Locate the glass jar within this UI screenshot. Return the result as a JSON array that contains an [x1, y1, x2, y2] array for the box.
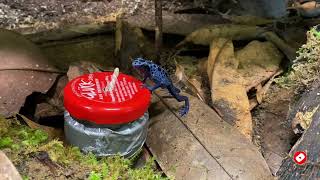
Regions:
[[63, 72, 151, 158]]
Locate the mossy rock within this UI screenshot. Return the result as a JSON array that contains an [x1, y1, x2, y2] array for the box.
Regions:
[[0, 116, 168, 180]]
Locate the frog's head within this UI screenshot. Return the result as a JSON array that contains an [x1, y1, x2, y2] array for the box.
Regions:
[[132, 57, 150, 70]]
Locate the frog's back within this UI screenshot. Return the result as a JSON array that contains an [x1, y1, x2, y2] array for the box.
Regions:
[[148, 62, 171, 85]]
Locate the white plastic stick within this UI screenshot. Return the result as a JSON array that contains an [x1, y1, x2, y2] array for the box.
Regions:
[[105, 67, 119, 92]]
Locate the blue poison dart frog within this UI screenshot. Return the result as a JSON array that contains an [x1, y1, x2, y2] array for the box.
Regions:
[[132, 57, 189, 116]]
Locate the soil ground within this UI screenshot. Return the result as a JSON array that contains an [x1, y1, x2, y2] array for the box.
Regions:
[[0, 0, 308, 178], [0, 0, 198, 33]]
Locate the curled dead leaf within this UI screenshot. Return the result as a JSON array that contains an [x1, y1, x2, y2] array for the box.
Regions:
[[0, 29, 59, 117], [188, 76, 206, 102], [208, 38, 252, 139], [207, 38, 230, 84], [256, 70, 283, 104], [255, 84, 263, 104], [175, 63, 205, 102]]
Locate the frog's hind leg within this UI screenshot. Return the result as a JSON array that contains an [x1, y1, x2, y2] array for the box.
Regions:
[[167, 85, 189, 116]]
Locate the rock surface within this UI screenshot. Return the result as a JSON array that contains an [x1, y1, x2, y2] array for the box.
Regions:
[[0, 151, 22, 180]]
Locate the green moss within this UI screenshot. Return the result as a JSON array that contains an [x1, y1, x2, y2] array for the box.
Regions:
[[89, 171, 102, 180], [0, 116, 12, 135], [0, 116, 169, 180], [310, 28, 320, 39], [0, 137, 13, 148], [0, 116, 48, 154], [275, 26, 320, 90], [127, 158, 165, 180]]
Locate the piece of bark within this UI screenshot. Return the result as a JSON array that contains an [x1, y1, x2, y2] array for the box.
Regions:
[[0, 151, 22, 180], [125, 11, 228, 36], [264, 151, 283, 176], [277, 84, 320, 179], [258, 87, 296, 176], [146, 90, 272, 179], [288, 83, 320, 134]]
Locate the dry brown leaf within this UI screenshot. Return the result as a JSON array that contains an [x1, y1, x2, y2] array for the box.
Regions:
[[235, 40, 283, 91], [208, 38, 252, 139], [0, 29, 59, 117], [47, 75, 68, 110], [188, 76, 205, 102], [174, 63, 185, 82], [197, 57, 208, 74], [176, 25, 295, 62], [256, 70, 283, 104], [175, 63, 205, 102], [205, 40, 283, 136], [66, 66, 82, 81], [249, 98, 259, 111], [176, 24, 265, 47], [292, 1, 320, 18], [206, 38, 229, 84], [291, 1, 320, 11], [18, 114, 63, 140], [256, 84, 264, 104]]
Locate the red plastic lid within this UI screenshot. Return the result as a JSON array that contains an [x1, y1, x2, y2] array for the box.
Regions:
[[63, 72, 151, 125]]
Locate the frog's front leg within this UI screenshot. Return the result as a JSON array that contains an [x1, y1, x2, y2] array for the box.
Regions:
[[142, 73, 149, 83], [143, 82, 162, 92], [167, 85, 189, 116]]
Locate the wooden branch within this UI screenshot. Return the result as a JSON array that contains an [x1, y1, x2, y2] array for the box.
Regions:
[[125, 12, 227, 36], [277, 83, 320, 179], [155, 0, 163, 63]]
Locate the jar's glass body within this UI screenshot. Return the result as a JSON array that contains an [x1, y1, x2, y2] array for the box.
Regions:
[[64, 110, 149, 158]]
